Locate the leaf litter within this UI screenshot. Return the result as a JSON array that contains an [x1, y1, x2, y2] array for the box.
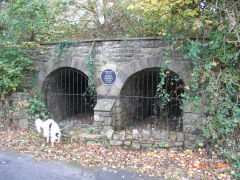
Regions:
[[0, 128, 233, 179]]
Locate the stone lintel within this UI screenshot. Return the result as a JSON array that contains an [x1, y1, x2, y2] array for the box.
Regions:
[[94, 99, 115, 112]]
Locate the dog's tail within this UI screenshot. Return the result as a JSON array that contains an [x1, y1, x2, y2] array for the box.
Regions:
[[35, 118, 43, 133]]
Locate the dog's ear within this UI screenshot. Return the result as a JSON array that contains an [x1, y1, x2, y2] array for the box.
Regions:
[[56, 133, 59, 137]]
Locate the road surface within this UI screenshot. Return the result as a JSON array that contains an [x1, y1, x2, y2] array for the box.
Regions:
[[0, 151, 161, 180]]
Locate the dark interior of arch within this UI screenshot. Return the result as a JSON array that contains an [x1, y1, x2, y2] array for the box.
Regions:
[[120, 68, 184, 131], [44, 67, 95, 125]]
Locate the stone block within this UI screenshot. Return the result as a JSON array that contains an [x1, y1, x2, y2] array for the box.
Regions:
[[142, 129, 150, 140], [101, 126, 114, 139], [113, 134, 119, 140], [124, 141, 131, 146], [94, 99, 115, 112], [132, 129, 139, 140], [154, 40, 168, 48], [104, 117, 112, 126], [141, 40, 155, 48], [174, 142, 184, 147], [93, 121, 102, 127], [184, 140, 196, 149], [196, 136, 205, 147], [141, 143, 152, 149], [123, 146, 130, 150], [153, 141, 166, 148], [183, 113, 204, 127], [119, 131, 126, 141], [94, 115, 101, 122], [184, 134, 197, 141], [152, 130, 169, 141], [164, 142, 174, 148], [169, 132, 177, 141], [169, 147, 183, 151], [131, 142, 141, 150], [110, 140, 123, 146], [176, 132, 184, 141], [18, 119, 28, 129], [126, 135, 133, 140]]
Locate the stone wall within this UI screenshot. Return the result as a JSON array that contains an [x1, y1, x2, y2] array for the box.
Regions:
[[26, 37, 205, 149], [73, 128, 193, 151]]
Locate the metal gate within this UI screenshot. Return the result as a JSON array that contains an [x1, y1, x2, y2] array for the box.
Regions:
[[44, 68, 96, 125], [120, 68, 184, 131]]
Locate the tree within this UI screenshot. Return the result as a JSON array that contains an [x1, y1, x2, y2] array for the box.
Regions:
[[0, 0, 52, 98], [130, 0, 240, 177]]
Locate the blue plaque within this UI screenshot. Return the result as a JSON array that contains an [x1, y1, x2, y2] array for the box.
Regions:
[[101, 69, 116, 85]]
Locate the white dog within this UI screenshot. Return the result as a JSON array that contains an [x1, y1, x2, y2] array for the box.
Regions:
[[35, 119, 61, 146]]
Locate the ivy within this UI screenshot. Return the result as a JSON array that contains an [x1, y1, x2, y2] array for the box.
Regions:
[[54, 40, 77, 61], [86, 41, 97, 105], [24, 91, 51, 122], [53, 40, 97, 103]]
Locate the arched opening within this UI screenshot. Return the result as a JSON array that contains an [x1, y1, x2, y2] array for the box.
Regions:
[[43, 67, 96, 125], [119, 68, 184, 131]]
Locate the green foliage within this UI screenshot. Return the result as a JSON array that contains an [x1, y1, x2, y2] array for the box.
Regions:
[[45, 0, 140, 39], [130, 0, 240, 177], [85, 126, 100, 134], [25, 92, 51, 121], [86, 41, 97, 103], [0, 44, 33, 98], [0, 0, 52, 99], [54, 40, 77, 60], [53, 40, 97, 104]]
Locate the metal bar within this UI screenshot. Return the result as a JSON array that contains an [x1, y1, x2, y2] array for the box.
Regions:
[[146, 71, 149, 126], [65, 70, 67, 119], [61, 71, 63, 120], [68, 70, 70, 120], [142, 72, 144, 120], [80, 73, 83, 114], [77, 71, 79, 115], [128, 77, 131, 128], [170, 74, 173, 130], [151, 71, 153, 118], [72, 71, 74, 119], [137, 74, 139, 126]]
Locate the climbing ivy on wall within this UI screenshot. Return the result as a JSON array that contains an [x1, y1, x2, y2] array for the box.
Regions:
[[53, 40, 97, 103], [86, 41, 97, 104], [130, 0, 240, 178], [54, 40, 77, 61]]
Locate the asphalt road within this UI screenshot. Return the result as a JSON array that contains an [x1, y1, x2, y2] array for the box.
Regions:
[[0, 151, 161, 180]]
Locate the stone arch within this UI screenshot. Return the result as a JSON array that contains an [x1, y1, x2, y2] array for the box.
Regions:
[[117, 67, 185, 130], [37, 57, 88, 93], [105, 56, 190, 97]]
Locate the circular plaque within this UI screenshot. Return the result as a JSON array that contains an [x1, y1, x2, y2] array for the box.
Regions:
[[101, 69, 116, 85]]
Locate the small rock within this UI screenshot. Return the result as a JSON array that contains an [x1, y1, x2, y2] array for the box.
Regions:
[[132, 129, 139, 140], [62, 125, 72, 134], [126, 135, 133, 140], [142, 129, 150, 140], [113, 134, 119, 140], [101, 126, 114, 139], [119, 131, 125, 141], [110, 140, 123, 146], [105, 130, 114, 139], [176, 132, 184, 141], [152, 130, 169, 141], [124, 141, 131, 146], [131, 142, 140, 150]]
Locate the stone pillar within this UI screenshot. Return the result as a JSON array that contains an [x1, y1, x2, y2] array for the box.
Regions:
[[93, 99, 116, 129], [11, 92, 30, 129], [183, 102, 206, 148]]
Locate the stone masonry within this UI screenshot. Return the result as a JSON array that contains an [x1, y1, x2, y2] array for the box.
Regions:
[[21, 37, 205, 149]]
